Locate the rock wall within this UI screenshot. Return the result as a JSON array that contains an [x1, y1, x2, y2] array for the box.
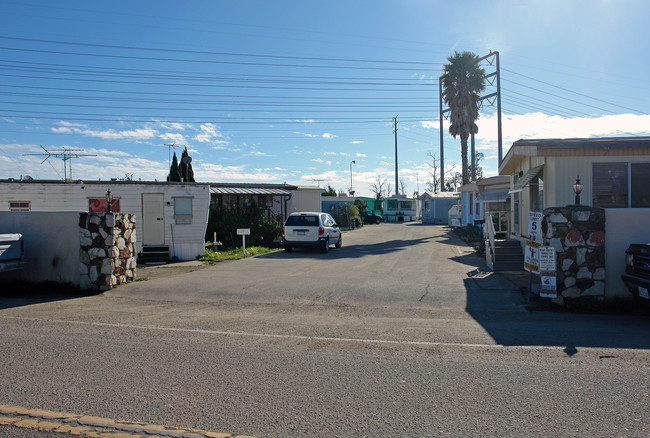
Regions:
[[542, 206, 606, 304], [79, 213, 137, 291]]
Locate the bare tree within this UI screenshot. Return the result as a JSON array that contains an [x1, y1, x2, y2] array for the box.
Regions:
[[426, 152, 441, 193], [386, 183, 393, 197], [445, 172, 463, 191], [369, 176, 387, 200]]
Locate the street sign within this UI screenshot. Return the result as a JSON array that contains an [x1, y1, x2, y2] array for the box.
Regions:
[[528, 211, 543, 237], [539, 247, 556, 272], [237, 228, 251, 256], [539, 247, 557, 298], [524, 239, 541, 273]]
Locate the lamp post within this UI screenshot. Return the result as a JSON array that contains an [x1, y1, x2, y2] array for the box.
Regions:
[[105, 189, 113, 213], [349, 160, 356, 196], [573, 176, 583, 205]]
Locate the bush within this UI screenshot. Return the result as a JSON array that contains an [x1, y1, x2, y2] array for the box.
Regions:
[[205, 202, 281, 249], [457, 224, 482, 243]]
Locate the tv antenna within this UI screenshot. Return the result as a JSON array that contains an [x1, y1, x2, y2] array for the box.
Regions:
[[310, 177, 331, 187], [164, 142, 180, 169], [23, 145, 97, 181]]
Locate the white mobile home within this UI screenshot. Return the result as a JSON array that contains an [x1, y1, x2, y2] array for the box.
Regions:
[[499, 137, 650, 298], [0, 179, 210, 261]]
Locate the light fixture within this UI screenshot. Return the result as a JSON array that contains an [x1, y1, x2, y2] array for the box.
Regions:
[[572, 176, 583, 205], [105, 189, 113, 213]]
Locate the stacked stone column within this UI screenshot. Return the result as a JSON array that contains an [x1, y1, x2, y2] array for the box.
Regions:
[[542, 206, 606, 304], [79, 212, 137, 291]]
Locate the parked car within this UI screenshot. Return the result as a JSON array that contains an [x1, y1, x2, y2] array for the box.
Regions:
[[0, 233, 26, 272], [621, 243, 650, 301], [361, 211, 383, 224], [282, 212, 342, 253]]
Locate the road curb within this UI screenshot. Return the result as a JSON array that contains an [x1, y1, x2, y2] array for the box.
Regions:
[[0, 405, 257, 438]]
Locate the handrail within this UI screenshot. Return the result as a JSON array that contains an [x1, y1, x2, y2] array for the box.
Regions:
[[486, 213, 496, 266]]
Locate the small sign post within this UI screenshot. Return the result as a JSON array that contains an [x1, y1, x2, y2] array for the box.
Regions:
[[525, 211, 544, 302], [236, 228, 251, 256], [539, 247, 557, 298]]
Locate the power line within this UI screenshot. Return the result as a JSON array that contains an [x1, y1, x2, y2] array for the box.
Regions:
[[0, 35, 444, 68]]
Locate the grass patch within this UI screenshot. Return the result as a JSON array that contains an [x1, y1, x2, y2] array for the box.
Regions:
[[198, 246, 277, 264], [135, 277, 149, 282]]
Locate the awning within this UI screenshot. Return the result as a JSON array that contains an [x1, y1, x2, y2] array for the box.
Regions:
[[509, 164, 544, 194], [210, 187, 292, 196], [476, 190, 510, 203]]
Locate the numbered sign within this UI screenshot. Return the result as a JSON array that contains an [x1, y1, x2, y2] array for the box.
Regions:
[[528, 212, 543, 237]]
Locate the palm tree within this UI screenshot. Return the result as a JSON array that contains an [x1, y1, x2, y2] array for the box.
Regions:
[[441, 51, 485, 185]]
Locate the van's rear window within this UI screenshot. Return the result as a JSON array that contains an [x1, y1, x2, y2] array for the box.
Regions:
[[285, 215, 319, 226]]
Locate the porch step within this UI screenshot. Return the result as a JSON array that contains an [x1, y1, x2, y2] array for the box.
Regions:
[[139, 245, 170, 263], [492, 239, 524, 271]]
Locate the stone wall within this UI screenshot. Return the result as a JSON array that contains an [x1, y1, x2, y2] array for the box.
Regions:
[[79, 213, 137, 291], [542, 206, 606, 304]]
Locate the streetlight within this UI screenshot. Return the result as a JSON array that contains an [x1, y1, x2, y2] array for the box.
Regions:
[[349, 160, 356, 196], [105, 189, 113, 213], [573, 176, 583, 205]]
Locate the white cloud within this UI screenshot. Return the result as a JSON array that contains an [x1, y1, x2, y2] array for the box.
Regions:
[[350, 140, 365, 144], [356, 153, 367, 157], [198, 163, 279, 182], [419, 120, 438, 129], [159, 132, 187, 144], [194, 123, 225, 143], [311, 158, 324, 163], [295, 131, 338, 139], [50, 121, 157, 140], [474, 113, 650, 155]]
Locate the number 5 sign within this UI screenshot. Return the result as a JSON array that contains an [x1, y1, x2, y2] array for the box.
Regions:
[[528, 212, 543, 237]]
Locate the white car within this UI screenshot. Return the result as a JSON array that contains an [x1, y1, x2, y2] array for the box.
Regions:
[[282, 212, 342, 253]]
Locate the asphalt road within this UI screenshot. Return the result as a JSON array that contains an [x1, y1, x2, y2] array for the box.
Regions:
[[1, 223, 649, 437]]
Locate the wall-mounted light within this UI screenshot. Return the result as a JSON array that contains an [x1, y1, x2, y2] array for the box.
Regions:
[[572, 176, 583, 205], [105, 189, 113, 213]]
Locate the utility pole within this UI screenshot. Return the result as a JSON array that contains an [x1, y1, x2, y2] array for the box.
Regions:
[[439, 77, 445, 191], [438, 50, 503, 186], [393, 116, 399, 196]]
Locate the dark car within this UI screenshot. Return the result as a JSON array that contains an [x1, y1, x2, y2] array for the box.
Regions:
[[621, 243, 650, 301], [361, 211, 383, 224]]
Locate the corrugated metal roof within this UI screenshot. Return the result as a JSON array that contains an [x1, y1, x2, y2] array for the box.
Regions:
[[210, 187, 291, 196]]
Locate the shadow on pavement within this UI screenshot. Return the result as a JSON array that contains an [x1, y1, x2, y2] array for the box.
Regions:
[[460, 248, 650, 352], [0, 282, 95, 310], [256, 235, 436, 260]]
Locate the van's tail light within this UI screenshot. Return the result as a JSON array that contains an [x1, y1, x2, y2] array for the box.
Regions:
[[282, 227, 285, 236], [318, 227, 324, 236]]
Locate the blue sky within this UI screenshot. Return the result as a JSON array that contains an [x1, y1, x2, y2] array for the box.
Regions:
[[1, 0, 649, 196]]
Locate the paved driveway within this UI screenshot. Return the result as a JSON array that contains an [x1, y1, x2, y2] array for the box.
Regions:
[[120, 222, 508, 308]]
